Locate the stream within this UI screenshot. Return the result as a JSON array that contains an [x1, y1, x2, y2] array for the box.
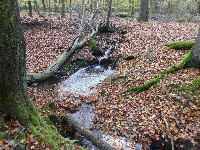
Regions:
[[59, 39, 143, 150]]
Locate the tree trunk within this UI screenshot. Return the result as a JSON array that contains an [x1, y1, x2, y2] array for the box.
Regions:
[[0, 0, 36, 125], [61, 0, 65, 18], [34, 0, 42, 16], [150, 0, 158, 13], [138, 0, 149, 22], [48, 0, 51, 15], [54, 0, 58, 12], [106, 0, 112, 28], [69, 0, 72, 20], [187, 27, 200, 68], [129, 0, 134, 16], [42, 0, 46, 12], [28, 0, 33, 17]]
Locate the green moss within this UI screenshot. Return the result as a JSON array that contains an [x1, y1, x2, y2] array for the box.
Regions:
[[193, 76, 200, 88], [176, 50, 193, 68], [175, 19, 185, 23], [123, 55, 135, 61], [0, 117, 6, 126], [30, 115, 40, 126], [126, 51, 193, 93], [111, 76, 127, 82], [166, 41, 195, 50], [88, 38, 96, 49], [14, 130, 26, 140], [158, 65, 179, 76], [0, 131, 5, 138], [116, 12, 129, 18], [127, 78, 160, 93], [47, 102, 56, 111]]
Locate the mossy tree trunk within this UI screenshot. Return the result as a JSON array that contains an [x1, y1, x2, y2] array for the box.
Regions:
[[0, 0, 37, 126], [28, 0, 33, 17], [138, 0, 149, 22], [187, 26, 200, 68]]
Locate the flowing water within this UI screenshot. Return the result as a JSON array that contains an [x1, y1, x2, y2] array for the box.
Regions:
[[59, 39, 143, 150]]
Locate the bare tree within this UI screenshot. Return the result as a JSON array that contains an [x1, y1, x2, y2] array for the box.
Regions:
[[106, 0, 112, 28], [138, 0, 149, 22]]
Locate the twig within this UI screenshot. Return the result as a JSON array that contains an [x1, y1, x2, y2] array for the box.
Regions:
[[163, 117, 175, 150]]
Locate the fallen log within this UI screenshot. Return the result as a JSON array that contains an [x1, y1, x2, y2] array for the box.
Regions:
[[27, 28, 98, 84], [63, 114, 116, 150], [27, 3, 100, 84]]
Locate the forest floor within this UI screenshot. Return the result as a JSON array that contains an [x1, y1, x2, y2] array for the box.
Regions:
[[1, 12, 200, 149]]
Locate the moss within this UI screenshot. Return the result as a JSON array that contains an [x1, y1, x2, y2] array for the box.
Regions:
[[123, 55, 135, 61], [14, 130, 26, 141], [159, 51, 193, 76], [116, 12, 129, 18], [176, 51, 193, 68], [158, 65, 179, 76], [0, 131, 5, 138], [127, 78, 160, 93], [88, 38, 96, 49], [0, 117, 6, 126], [111, 76, 127, 82], [166, 41, 195, 50], [30, 115, 40, 126], [193, 76, 200, 88], [126, 51, 193, 93], [175, 19, 185, 23], [47, 102, 56, 111]]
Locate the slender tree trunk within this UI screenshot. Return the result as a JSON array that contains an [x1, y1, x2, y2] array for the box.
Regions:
[[106, 0, 112, 28], [0, 0, 36, 125], [34, 0, 42, 16], [54, 0, 58, 12], [187, 27, 200, 68], [25, 1, 28, 11], [48, 0, 51, 15], [69, 0, 72, 20], [129, 0, 134, 16], [42, 0, 46, 12], [61, 0, 65, 18], [28, 0, 33, 17], [138, 0, 149, 22]]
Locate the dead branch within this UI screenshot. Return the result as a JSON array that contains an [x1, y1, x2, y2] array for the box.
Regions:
[[163, 117, 175, 150], [27, 2, 99, 84]]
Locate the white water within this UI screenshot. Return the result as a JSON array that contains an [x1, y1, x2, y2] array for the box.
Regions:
[[60, 66, 114, 96]]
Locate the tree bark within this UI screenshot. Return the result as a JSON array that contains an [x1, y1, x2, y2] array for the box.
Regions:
[[41, 0, 46, 12], [28, 0, 33, 17], [64, 114, 116, 150], [34, 0, 42, 16], [187, 26, 200, 68], [106, 0, 112, 28], [61, 0, 66, 18], [54, 0, 58, 12], [129, 0, 134, 16], [0, 0, 36, 125], [138, 0, 149, 22]]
